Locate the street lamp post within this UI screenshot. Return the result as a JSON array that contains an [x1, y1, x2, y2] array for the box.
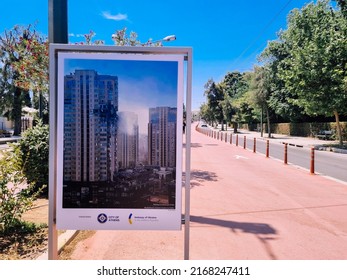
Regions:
[[161, 35, 177, 42], [148, 35, 177, 46]]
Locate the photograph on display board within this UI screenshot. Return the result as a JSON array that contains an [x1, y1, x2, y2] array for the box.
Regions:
[[56, 51, 183, 230]]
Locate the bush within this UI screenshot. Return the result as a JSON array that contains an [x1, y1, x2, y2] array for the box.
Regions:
[[13, 121, 49, 197], [0, 150, 40, 233]]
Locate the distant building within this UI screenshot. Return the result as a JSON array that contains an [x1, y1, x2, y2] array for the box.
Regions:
[[138, 134, 148, 164], [148, 106, 177, 168], [0, 117, 13, 131], [117, 111, 139, 169], [64, 69, 118, 182]]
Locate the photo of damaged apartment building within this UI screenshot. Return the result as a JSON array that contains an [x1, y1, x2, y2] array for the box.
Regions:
[[62, 69, 177, 209]]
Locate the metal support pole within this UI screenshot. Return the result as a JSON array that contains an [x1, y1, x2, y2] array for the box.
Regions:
[[266, 140, 269, 158], [48, 0, 68, 43], [184, 48, 193, 260], [253, 137, 256, 153], [284, 143, 288, 164], [310, 147, 315, 174], [48, 0, 68, 261]]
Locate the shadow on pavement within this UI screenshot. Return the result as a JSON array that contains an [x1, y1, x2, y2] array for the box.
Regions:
[[191, 215, 279, 260], [190, 215, 277, 235], [184, 143, 203, 148], [184, 169, 219, 188]]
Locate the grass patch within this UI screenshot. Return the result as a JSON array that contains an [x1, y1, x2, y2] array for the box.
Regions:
[[0, 221, 48, 260], [59, 230, 95, 260]]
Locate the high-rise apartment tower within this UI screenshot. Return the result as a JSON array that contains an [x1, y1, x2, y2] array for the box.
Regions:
[[64, 70, 118, 182]]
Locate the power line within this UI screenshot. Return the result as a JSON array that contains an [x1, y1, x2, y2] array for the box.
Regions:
[[234, 0, 295, 66]]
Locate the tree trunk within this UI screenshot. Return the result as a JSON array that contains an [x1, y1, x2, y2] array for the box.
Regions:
[[334, 110, 343, 146], [260, 106, 264, 137], [233, 121, 238, 133], [12, 87, 22, 136], [266, 106, 271, 138]]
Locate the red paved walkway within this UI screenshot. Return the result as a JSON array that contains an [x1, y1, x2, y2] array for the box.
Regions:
[[68, 124, 347, 260]]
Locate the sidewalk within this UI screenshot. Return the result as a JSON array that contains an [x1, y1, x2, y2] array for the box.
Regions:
[[208, 124, 339, 147], [58, 123, 347, 260], [0, 136, 21, 145]]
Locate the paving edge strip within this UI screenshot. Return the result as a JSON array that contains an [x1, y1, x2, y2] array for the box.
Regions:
[[36, 230, 79, 260]]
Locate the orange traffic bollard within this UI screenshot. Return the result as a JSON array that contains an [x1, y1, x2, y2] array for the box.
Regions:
[[266, 140, 269, 158], [284, 143, 288, 164], [243, 136, 246, 149], [310, 147, 315, 174], [253, 138, 256, 153]]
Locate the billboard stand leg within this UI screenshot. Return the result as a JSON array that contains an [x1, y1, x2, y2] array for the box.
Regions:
[[184, 50, 192, 260]]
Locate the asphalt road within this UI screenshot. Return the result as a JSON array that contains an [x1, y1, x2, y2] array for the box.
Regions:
[[244, 138, 347, 183], [201, 127, 347, 183]]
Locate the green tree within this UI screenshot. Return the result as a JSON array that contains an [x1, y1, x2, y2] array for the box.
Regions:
[[204, 79, 225, 130], [260, 40, 306, 122], [278, 0, 347, 144], [0, 24, 48, 134], [199, 103, 215, 126], [251, 66, 273, 137], [220, 71, 251, 132]]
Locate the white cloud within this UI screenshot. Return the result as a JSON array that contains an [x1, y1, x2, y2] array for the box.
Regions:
[[68, 33, 85, 38], [102, 11, 128, 21]]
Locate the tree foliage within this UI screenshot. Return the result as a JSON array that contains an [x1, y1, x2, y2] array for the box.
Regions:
[[0, 147, 39, 232], [203, 79, 225, 128], [276, 0, 347, 143], [11, 120, 49, 197], [111, 27, 163, 46], [252, 66, 273, 137], [260, 40, 305, 122], [200, 0, 347, 143], [0, 24, 48, 134], [335, 0, 347, 17], [220, 71, 253, 131]]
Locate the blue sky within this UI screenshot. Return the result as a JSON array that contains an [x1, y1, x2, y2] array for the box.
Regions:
[[1, 0, 317, 110]]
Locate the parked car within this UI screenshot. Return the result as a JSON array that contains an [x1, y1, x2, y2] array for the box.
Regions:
[[0, 130, 12, 138]]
